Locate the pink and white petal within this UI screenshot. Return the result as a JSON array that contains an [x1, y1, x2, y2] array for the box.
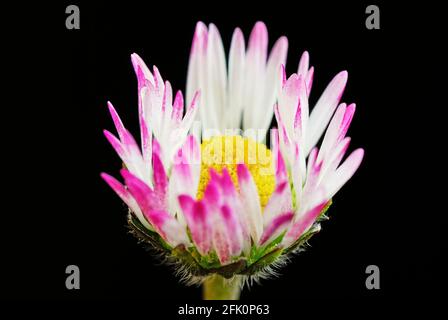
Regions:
[[303, 147, 323, 195], [217, 168, 251, 254], [168, 135, 201, 224], [131, 53, 154, 86], [291, 146, 303, 205], [324, 148, 364, 199], [305, 66, 314, 96], [338, 103, 356, 143], [203, 178, 223, 209], [297, 75, 309, 143], [100, 173, 153, 230], [317, 103, 347, 163], [139, 115, 152, 179], [152, 65, 164, 92], [141, 86, 162, 139], [152, 152, 168, 204], [180, 91, 201, 137], [263, 181, 292, 226], [282, 201, 328, 247], [107, 102, 126, 141], [220, 205, 243, 256], [171, 90, 184, 124], [306, 70, 348, 155], [258, 36, 288, 133], [121, 169, 165, 213], [202, 184, 230, 264], [319, 137, 351, 184], [275, 143, 288, 183], [237, 164, 263, 243], [145, 210, 189, 247], [104, 129, 147, 181], [211, 217, 231, 264], [104, 129, 125, 160], [278, 73, 300, 139], [171, 135, 201, 196], [178, 195, 212, 255], [270, 128, 280, 171], [297, 51, 309, 79], [122, 129, 150, 183], [259, 211, 294, 246], [247, 21, 268, 69], [219, 168, 238, 199], [243, 21, 268, 131], [186, 21, 208, 109]]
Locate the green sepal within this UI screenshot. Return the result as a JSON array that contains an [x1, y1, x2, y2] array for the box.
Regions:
[[240, 247, 283, 276], [282, 199, 332, 254], [127, 214, 171, 252], [172, 245, 247, 278]]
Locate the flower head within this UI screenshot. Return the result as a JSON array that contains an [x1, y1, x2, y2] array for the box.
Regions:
[[101, 21, 364, 285]]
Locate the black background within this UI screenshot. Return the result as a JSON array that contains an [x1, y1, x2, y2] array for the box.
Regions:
[[1, 0, 443, 307]]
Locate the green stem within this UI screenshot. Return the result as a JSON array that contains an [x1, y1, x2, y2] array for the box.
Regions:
[[202, 274, 242, 300]]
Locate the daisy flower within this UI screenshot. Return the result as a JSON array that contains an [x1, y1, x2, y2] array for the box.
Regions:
[[101, 21, 364, 300]]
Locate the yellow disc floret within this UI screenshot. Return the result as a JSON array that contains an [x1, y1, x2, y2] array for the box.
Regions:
[[197, 135, 275, 208]]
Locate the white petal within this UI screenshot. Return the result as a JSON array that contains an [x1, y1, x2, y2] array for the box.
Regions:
[[227, 27, 246, 129], [306, 71, 348, 155], [324, 148, 364, 199]]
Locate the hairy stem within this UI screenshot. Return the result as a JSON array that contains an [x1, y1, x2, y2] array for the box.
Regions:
[[202, 274, 242, 300]]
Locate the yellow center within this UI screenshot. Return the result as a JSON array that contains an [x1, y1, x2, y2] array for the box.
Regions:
[[197, 135, 275, 208]]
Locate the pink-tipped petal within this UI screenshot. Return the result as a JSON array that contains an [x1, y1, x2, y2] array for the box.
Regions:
[[306, 70, 348, 155], [212, 220, 231, 264], [220, 167, 237, 198], [237, 164, 263, 243], [145, 210, 189, 247], [220, 205, 243, 256], [186, 22, 208, 110], [171, 90, 184, 123], [318, 102, 357, 166], [297, 51, 309, 78], [190, 21, 208, 55], [152, 137, 161, 158], [259, 211, 294, 246], [101, 173, 152, 230], [178, 195, 212, 255], [162, 80, 173, 113], [107, 101, 126, 141], [181, 90, 200, 133], [121, 169, 165, 213], [325, 148, 364, 199], [305, 66, 314, 95], [280, 64, 287, 86], [275, 144, 288, 183], [263, 181, 292, 225], [140, 114, 152, 163], [282, 201, 328, 247], [321, 137, 351, 181], [259, 36, 288, 131], [152, 152, 168, 203], [338, 103, 356, 142], [203, 179, 222, 209], [152, 65, 164, 91], [104, 130, 125, 158], [248, 21, 268, 63], [131, 53, 154, 87]]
